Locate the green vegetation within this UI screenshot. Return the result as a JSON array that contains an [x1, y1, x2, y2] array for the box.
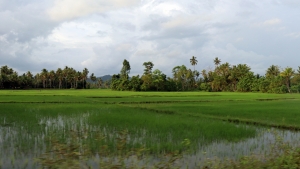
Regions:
[[0, 90, 300, 168], [1, 57, 300, 93]]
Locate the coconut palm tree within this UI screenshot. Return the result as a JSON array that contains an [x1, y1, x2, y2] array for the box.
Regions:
[[26, 71, 33, 79], [97, 78, 103, 88], [34, 73, 41, 88], [82, 68, 89, 89], [74, 71, 81, 89], [25, 71, 33, 88], [41, 69, 48, 88], [90, 73, 97, 84], [280, 67, 295, 93], [63, 66, 69, 88], [266, 65, 280, 78], [48, 70, 55, 88], [190, 56, 198, 71], [194, 70, 200, 81], [214, 57, 221, 68], [56, 68, 63, 89], [67, 68, 75, 88], [1, 65, 13, 75]]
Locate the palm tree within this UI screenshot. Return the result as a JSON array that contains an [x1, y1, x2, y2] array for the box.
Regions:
[[194, 70, 200, 81], [63, 66, 69, 88], [48, 70, 55, 88], [1, 65, 13, 75], [25, 71, 33, 87], [74, 71, 81, 89], [90, 73, 97, 84], [26, 71, 33, 79], [34, 73, 41, 88], [56, 68, 63, 89], [280, 67, 295, 93], [190, 56, 198, 71], [97, 78, 103, 88], [67, 68, 75, 88], [214, 57, 221, 68], [41, 69, 48, 88], [266, 65, 280, 78], [82, 68, 89, 89], [10, 71, 19, 89]]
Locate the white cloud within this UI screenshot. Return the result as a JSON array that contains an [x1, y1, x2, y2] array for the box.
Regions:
[[1, 0, 300, 77], [287, 32, 300, 39], [263, 18, 281, 26], [47, 0, 140, 21], [200, 43, 284, 75], [161, 16, 204, 29], [235, 37, 244, 42]]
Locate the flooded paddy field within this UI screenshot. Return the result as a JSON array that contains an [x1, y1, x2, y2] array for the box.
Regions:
[[0, 90, 300, 168]]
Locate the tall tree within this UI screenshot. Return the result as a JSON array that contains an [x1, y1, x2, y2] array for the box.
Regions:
[[97, 78, 103, 88], [120, 59, 131, 80], [1, 65, 13, 75], [34, 73, 41, 88], [10, 71, 19, 88], [280, 67, 295, 93], [0, 65, 14, 88], [143, 61, 154, 75], [48, 70, 55, 88], [90, 73, 97, 84], [190, 56, 198, 71], [56, 68, 63, 89], [63, 66, 69, 88], [74, 71, 81, 89], [41, 69, 48, 88], [266, 65, 280, 78], [67, 68, 76, 88], [141, 62, 154, 90], [25, 71, 34, 88], [82, 68, 89, 89], [214, 57, 221, 67], [26, 71, 33, 79], [152, 69, 166, 91], [172, 65, 193, 91], [229, 64, 251, 91]]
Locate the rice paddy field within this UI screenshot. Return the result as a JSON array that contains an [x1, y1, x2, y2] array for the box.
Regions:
[[1, 89, 300, 168]]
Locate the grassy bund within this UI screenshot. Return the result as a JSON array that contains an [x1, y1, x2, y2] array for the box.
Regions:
[[1, 89, 300, 168]]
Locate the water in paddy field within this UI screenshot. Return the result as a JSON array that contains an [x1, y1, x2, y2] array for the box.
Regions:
[[1, 114, 300, 168], [180, 128, 300, 168]]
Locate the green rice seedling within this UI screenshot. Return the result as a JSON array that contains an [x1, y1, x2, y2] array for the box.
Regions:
[[1, 90, 300, 168]]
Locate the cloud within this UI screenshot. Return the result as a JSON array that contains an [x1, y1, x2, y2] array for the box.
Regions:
[[263, 18, 281, 26], [1, 0, 300, 78], [161, 16, 203, 29], [287, 32, 300, 39], [47, 0, 140, 21], [200, 43, 284, 75]]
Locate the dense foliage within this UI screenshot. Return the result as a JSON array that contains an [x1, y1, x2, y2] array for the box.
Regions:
[[111, 58, 300, 93], [1, 57, 300, 93], [0, 65, 109, 89]]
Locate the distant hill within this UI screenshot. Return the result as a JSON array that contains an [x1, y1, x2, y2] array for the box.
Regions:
[[99, 75, 112, 81], [86, 75, 112, 83]]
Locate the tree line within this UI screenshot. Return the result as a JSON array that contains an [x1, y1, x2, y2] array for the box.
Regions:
[[0, 66, 108, 89], [1, 57, 300, 93], [111, 57, 300, 93]]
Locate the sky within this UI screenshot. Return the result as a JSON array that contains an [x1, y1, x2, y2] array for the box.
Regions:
[[1, 0, 300, 77]]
